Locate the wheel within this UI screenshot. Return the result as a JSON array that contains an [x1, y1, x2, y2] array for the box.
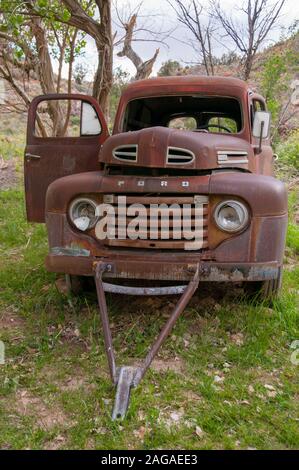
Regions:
[[65, 274, 85, 295], [244, 267, 282, 302]]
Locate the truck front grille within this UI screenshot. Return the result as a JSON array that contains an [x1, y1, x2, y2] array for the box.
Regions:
[[101, 194, 209, 251]]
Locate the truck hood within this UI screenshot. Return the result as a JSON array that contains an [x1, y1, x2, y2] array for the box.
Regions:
[[99, 126, 253, 171]]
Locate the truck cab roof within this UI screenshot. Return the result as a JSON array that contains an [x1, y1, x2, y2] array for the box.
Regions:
[[123, 75, 249, 94], [113, 75, 250, 135]]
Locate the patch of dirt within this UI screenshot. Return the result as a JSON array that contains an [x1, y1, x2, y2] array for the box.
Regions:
[[45, 322, 89, 350], [182, 390, 202, 402], [0, 309, 25, 332], [157, 408, 198, 432], [14, 389, 73, 430], [158, 408, 185, 428], [40, 363, 99, 392], [60, 375, 96, 392], [229, 332, 244, 346], [123, 356, 185, 375], [248, 367, 284, 386], [287, 177, 299, 192], [55, 277, 69, 295], [151, 357, 185, 374], [0, 158, 19, 190], [44, 435, 66, 450], [60, 376, 85, 391]]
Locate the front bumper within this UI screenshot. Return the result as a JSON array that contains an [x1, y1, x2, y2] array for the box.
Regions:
[[46, 253, 279, 282]]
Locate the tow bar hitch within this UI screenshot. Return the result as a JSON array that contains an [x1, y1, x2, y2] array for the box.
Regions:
[[94, 262, 199, 420]]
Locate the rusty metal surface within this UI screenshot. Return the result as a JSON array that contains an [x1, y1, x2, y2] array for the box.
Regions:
[[45, 198, 287, 279], [95, 263, 117, 384], [100, 126, 254, 171], [24, 77, 287, 285], [102, 282, 188, 295], [46, 253, 279, 282], [51, 246, 91, 257], [102, 193, 209, 250], [44, 170, 287, 264], [45, 171, 287, 217], [113, 76, 251, 139], [25, 94, 109, 223], [209, 172, 287, 216], [255, 215, 288, 264]]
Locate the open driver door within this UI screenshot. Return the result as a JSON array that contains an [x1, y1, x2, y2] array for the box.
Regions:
[[24, 94, 109, 222]]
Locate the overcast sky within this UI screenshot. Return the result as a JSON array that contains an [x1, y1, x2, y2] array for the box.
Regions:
[[72, 0, 299, 78]]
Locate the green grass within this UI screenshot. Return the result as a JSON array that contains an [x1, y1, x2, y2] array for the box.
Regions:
[[275, 130, 299, 172], [0, 187, 298, 450], [0, 132, 26, 161], [286, 190, 299, 254]]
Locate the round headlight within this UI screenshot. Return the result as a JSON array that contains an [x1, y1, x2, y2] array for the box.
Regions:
[[214, 200, 249, 233], [69, 198, 98, 231]]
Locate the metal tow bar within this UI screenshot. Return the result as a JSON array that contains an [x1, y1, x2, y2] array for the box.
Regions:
[[94, 262, 200, 420]]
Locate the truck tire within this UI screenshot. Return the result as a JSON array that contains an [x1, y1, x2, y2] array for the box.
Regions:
[[65, 274, 85, 295], [244, 267, 282, 302]]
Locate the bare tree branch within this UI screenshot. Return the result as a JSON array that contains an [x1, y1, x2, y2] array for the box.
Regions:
[[116, 13, 159, 80], [0, 58, 47, 136], [169, 0, 216, 75], [211, 0, 286, 79], [16, 0, 113, 116]]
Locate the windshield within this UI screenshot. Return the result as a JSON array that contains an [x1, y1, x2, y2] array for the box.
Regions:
[[122, 95, 243, 134]]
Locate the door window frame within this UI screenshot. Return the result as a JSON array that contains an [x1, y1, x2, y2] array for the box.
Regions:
[[27, 94, 109, 145]]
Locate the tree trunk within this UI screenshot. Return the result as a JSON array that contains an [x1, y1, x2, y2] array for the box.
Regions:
[[61, 29, 78, 136], [96, 0, 113, 121], [93, 41, 113, 121], [117, 14, 159, 82], [30, 17, 65, 136], [243, 53, 253, 80]]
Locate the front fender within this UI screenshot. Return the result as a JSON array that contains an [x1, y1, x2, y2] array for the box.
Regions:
[[210, 172, 287, 216]]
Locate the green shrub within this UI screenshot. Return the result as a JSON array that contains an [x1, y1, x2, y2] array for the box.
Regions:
[[0, 132, 25, 160], [276, 131, 299, 171]]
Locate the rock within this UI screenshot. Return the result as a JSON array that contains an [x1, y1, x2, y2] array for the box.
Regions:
[[74, 328, 80, 337], [55, 278, 68, 295], [195, 425, 204, 437], [264, 384, 275, 391], [170, 411, 182, 423], [0, 157, 8, 170], [133, 426, 147, 440], [214, 375, 224, 383], [230, 332, 244, 346]]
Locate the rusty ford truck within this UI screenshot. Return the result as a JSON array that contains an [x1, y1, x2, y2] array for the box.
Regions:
[[24, 76, 287, 418]]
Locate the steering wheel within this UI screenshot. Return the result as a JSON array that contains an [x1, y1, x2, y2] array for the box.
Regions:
[[195, 124, 232, 133]]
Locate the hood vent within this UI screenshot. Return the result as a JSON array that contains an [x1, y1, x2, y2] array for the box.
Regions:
[[167, 147, 195, 165], [217, 150, 248, 165], [113, 145, 138, 162]]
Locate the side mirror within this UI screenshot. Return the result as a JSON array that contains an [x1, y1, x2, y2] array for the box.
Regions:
[[252, 111, 271, 139], [81, 101, 102, 136]]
